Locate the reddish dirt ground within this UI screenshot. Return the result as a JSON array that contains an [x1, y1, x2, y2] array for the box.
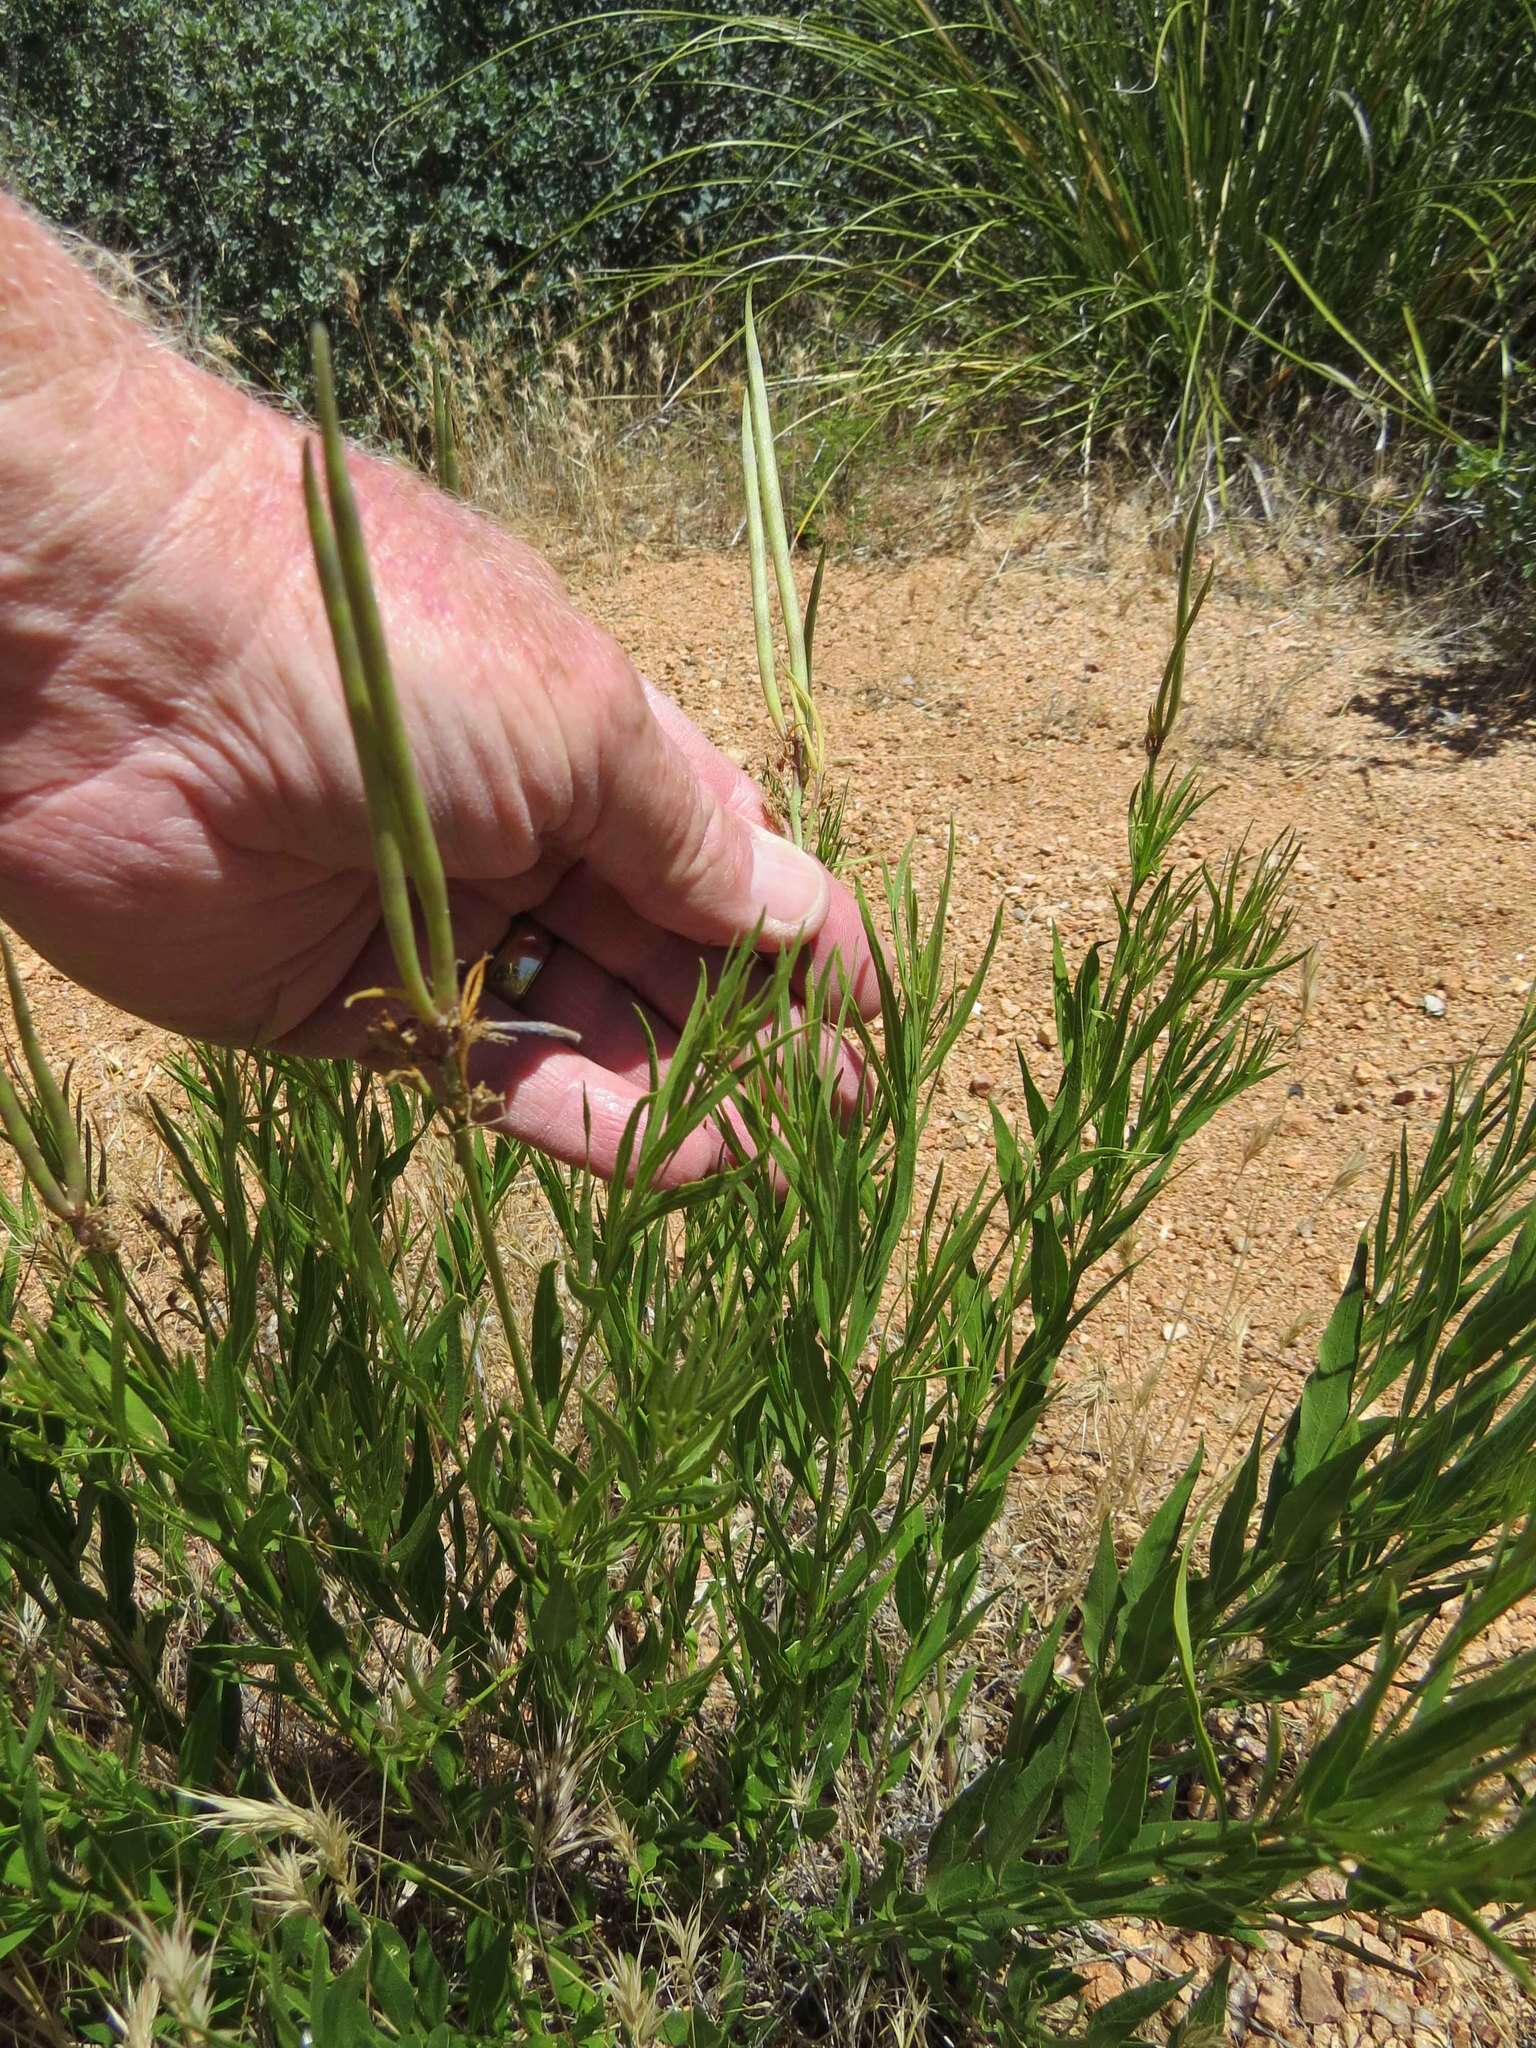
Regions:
[[11, 522, 1535, 2043]]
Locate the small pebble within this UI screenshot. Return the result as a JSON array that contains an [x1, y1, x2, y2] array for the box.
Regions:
[[1422, 992, 1447, 1017]]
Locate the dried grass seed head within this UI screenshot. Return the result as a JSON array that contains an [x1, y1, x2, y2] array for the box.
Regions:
[[129, 1907, 215, 2033], [605, 1948, 662, 2048]]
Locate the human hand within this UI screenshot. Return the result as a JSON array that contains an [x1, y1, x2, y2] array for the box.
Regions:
[[0, 198, 878, 1180]]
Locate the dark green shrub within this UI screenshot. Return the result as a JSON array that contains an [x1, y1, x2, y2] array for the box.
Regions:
[[0, 1, 825, 408]]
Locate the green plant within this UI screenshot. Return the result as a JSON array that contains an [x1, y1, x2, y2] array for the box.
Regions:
[[598, 0, 1536, 509], [1445, 439, 1536, 587], [0, 325, 1534, 2046], [0, 0, 836, 416]]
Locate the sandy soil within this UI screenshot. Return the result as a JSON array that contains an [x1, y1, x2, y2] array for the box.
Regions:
[[10, 520, 1535, 2043]]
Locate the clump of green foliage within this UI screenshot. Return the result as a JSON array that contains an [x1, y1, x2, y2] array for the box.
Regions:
[[0, 0, 828, 411], [606, 0, 1535, 526], [0, 328, 1534, 2046]]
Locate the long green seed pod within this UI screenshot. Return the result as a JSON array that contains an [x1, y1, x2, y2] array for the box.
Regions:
[[0, 1066, 72, 1220], [0, 933, 83, 1212], [311, 325, 459, 1016], [1148, 495, 1213, 758], [743, 291, 825, 778], [432, 356, 461, 498], [302, 447, 436, 1022], [741, 391, 787, 739]]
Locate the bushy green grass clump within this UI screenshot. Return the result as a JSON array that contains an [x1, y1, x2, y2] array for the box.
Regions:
[[0, 334, 1534, 2045], [602, 0, 1534, 530]]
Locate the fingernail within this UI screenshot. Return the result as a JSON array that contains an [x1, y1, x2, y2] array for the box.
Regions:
[[749, 826, 829, 942]]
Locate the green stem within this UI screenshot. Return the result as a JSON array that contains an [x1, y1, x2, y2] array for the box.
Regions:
[[451, 1126, 536, 1414]]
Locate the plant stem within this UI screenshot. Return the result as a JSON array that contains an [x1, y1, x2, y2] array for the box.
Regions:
[[451, 1125, 536, 1415]]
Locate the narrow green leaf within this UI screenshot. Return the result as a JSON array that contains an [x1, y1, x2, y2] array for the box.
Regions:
[[17, 1766, 52, 1899], [531, 1260, 566, 1415], [803, 542, 827, 673], [1174, 1540, 1226, 1828], [1062, 1675, 1113, 1861], [0, 928, 84, 1212], [1167, 1961, 1231, 2045], [1117, 1445, 1204, 1681], [1080, 1517, 1121, 1671], [1087, 1972, 1192, 2044], [1100, 1708, 1155, 1858], [1207, 1419, 1263, 1605]]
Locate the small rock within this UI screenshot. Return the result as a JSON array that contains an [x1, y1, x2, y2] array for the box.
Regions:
[[1299, 1962, 1343, 2025], [1422, 992, 1447, 1017], [1353, 1061, 1379, 1086], [1254, 1985, 1290, 2029], [1036, 1021, 1058, 1050], [1392, 1086, 1420, 1107], [968, 1075, 994, 1098], [1078, 1961, 1122, 2004], [1341, 1969, 1370, 2012], [1374, 1995, 1413, 2031], [1229, 1967, 1260, 2027]]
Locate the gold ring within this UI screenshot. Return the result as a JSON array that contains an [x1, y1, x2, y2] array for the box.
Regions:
[[485, 921, 554, 1006]]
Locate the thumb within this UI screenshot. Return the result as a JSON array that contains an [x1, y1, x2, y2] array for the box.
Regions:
[[578, 683, 830, 951]]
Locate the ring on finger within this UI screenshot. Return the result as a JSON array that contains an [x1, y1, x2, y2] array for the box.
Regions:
[[485, 920, 555, 1006]]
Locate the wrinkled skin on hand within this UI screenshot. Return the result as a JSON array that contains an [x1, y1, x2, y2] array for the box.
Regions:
[[0, 197, 878, 1180]]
